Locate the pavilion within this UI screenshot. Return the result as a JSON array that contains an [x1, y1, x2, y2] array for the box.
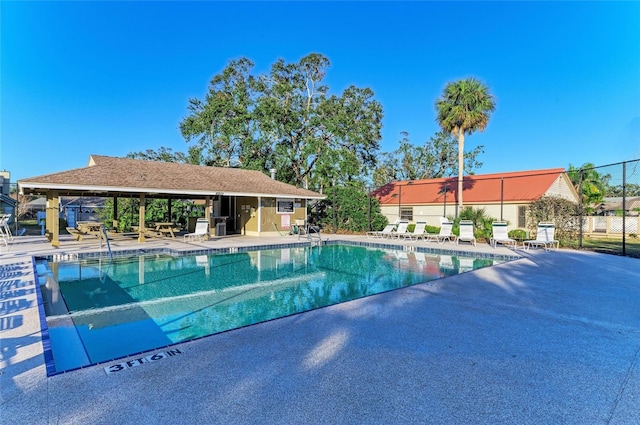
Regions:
[[18, 155, 325, 246]]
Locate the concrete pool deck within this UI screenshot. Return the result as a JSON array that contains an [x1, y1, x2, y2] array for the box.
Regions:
[[1, 234, 639, 424]]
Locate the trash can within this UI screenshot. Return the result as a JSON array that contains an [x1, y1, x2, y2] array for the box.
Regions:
[[187, 217, 200, 233], [215, 222, 226, 236]]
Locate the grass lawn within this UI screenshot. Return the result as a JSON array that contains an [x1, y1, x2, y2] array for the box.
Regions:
[[15, 219, 71, 236], [580, 236, 640, 258]]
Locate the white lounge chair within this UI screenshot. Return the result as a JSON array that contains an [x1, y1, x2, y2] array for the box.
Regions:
[[0, 214, 17, 245], [391, 221, 410, 238], [524, 222, 559, 250], [456, 220, 476, 246], [0, 214, 13, 245], [403, 221, 428, 240], [425, 221, 454, 244], [366, 224, 396, 239], [184, 218, 209, 242], [490, 221, 516, 248]]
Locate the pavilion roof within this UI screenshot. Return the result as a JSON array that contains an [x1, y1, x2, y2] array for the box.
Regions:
[[19, 155, 325, 199]]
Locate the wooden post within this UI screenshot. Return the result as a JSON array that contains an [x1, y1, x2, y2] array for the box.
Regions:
[[46, 191, 60, 246], [45, 194, 53, 242], [52, 192, 60, 246], [138, 193, 146, 243], [205, 196, 213, 238], [113, 196, 118, 231]]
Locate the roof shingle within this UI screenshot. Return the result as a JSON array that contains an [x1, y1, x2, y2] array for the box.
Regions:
[[19, 155, 325, 199]]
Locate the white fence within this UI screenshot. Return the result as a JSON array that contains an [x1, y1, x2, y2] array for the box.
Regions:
[[582, 216, 640, 235]]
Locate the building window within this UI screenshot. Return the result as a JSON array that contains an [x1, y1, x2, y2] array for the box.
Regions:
[[518, 206, 526, 228], [276, 199, 295, 214], [400, 207, 413, 221]]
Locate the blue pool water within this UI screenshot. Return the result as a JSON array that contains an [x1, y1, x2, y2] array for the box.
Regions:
[[41, 244, 501, 373]]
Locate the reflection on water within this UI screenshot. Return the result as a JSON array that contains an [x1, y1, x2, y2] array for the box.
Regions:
[[43, 245, 500, 372]]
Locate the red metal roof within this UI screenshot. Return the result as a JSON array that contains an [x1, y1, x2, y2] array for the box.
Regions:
[[374, 168, 567, 205]]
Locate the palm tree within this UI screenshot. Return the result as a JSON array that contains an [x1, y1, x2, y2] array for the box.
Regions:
[[435, 78, 495, 213], [567, 163, 610, 212]]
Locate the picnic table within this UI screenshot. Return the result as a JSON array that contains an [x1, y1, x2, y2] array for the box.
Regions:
[[154, 222, 176, 238], [68, 221, 104, 242], [77, 221, 103, 235]]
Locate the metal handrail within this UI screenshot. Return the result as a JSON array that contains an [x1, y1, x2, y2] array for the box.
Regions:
[[298, 224, 322, 246], [100, 225, 113, 262]]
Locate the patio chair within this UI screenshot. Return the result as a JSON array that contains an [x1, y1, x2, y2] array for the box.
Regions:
[[184, 218, 209, 242], [524, 222, 559, 250], [293, 219, 307, 236], [391, 220, 410, 239], [490, 221, 516, 248], [0, 214, 13, 245], [0, 215, 10, 246], [366, 223, 396, 239], [402, 221, 428, 240], [425, 221, 454, 244], [272, 222, 291, 236], [456, 220, 476, 246]]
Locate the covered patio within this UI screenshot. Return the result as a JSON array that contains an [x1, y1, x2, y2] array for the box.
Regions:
[[18, 155, 325, 246]]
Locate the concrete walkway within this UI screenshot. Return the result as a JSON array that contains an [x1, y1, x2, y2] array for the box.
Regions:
[[1, 235, 639, 424]]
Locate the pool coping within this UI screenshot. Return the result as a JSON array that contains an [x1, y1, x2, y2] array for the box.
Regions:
[[34, 239, 521, 376], [2, 236, 638, 424], [34, 238, 522, 263]]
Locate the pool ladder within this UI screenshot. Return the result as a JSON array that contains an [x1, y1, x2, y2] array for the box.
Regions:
[[299, 225, 323, 247], [99, 225, 114, 262]]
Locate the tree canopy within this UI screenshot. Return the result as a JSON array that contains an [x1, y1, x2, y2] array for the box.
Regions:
[[178, 53, 383, 191], [567, 163, 610, 209], [126, 146, 206, 165], [372, 131, 484, 187], [607, 183, 640, 197]]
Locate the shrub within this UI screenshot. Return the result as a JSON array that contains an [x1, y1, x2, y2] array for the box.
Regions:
[[508, 229, 527, 241], [453, 207, 497, 242], [426, 225, 440, 234], [527, 195, 580, 245], [315, 185, 388, 233]]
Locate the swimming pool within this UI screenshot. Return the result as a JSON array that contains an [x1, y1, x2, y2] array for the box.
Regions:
[[39, 244, 503, 374]]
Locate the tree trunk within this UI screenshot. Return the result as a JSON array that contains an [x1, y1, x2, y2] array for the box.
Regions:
[[457, 129, 465, 214]]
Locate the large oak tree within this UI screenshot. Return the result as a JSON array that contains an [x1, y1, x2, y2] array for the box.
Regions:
[[179, 53, 383, 191], [372, 131, 484, 187]]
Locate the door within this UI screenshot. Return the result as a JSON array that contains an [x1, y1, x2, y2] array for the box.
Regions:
[[221, 196, 237, 234]]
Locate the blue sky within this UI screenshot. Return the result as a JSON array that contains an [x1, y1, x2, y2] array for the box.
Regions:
[[1, 1, 639, 183]]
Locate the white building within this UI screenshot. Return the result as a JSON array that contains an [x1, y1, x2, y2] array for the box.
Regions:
[[373, 168, 580, 228]]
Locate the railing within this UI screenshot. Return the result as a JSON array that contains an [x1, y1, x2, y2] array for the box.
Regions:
[[100, 225, 113, 262], [581, 216, 640, 235], [299, 224, 323, 246]]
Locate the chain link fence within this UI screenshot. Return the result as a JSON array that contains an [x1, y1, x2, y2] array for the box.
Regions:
[[2, 160, 640, 257], [574, 159, 640, 258], [373, 159, 640, 258]]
